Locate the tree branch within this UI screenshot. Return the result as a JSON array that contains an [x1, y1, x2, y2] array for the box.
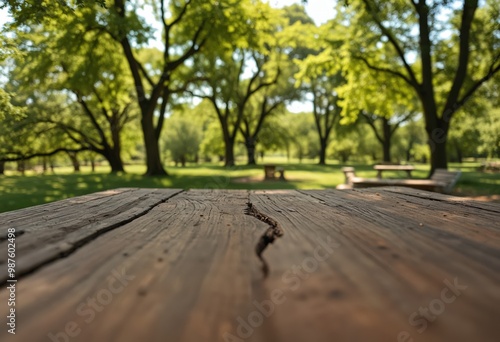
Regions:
[[391, 111, 414, 134], [361, 0, 419, 87], [167, 0, 192, 29], [114, 0, 147, 103], [442, 0, 478, 115], [456, 61, 500, 112], [1, 148, 90, 162], [156, 88, 169, 139], [354, 55, 415, 89], [74, 91, 110, 149], [137, 62, 155, 88], [166, 20, 207, 72], [361, 111, 384, 143]]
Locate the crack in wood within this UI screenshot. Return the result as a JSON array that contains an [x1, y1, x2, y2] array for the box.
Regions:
[[0, 190, 185, 285], [245, 200, 284, 278]]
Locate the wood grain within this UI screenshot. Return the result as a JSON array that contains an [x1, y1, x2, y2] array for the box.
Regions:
[[0, 188, 498, 342], [0, 188, 183, 282]]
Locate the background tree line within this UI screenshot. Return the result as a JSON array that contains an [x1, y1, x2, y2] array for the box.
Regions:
[[0, 0, 499, 176]]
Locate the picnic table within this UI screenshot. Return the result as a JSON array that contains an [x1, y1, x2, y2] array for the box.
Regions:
[[1, 188, 499, 342], [264, 164, 285, 180], [373, 164, 415, 178]]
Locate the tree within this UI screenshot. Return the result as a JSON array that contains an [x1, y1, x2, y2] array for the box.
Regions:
[[239, 83, 287, 165], [4, 0, 234, 175], [6, 13, 139, 173], [339, 50, 420, 163], [337, 0, 500, 173], [0, 95, 87, 169], [392, 116, 428, 163], [190, 1, 282, 167], [278, 112, 318, 162], [108, 0, 214, 175], [360, 110, 416, 163], [163, 115, 202, 167], [238, 5, 315, 165], [295, 21, 345, 165]]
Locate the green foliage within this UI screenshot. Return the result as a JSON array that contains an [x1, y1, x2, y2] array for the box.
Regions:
[[200, 120, 225, 159], [0, 89, 24, 121], [162, 114, 202, 166], [329, 0, 500, 170], [2, 0, 500, 177], [2, 0, 106, 26]]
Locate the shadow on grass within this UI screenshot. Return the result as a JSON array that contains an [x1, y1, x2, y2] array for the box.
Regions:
[[0, 170, 303, 213]]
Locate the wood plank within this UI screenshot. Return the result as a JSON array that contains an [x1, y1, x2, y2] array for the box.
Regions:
[[0, 189, 498, 342], [305, 188, 500, 246], [247, 189, 500, 342], [0, 188, 183, 283], [382, 186, 500, 214], [0, 190, 269, 342], [0, 188, 136, 223]]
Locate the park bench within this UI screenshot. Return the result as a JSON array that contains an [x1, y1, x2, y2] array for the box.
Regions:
[[338, 167, 461, 194], [373, 164, 415, 178], [480, 162, 500, 172], [264, 164, 285, 180]]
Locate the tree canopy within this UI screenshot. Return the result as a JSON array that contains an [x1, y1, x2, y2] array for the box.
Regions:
[[1, 0, 499, 173]]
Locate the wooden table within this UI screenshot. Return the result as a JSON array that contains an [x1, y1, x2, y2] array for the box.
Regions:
[[264, 164, 285, 180], [1, 188, 499, 342], [374, 164, 415, 178]]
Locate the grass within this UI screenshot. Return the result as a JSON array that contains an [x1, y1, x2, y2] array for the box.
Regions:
[[1, 158, 499, 213]]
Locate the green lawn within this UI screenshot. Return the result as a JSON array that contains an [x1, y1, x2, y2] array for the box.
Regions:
[[1, 159, 499, 213]]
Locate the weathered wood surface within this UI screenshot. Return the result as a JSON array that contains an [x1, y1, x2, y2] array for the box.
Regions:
[[1, 188, 499, 342], [0, 188, 182, 282]]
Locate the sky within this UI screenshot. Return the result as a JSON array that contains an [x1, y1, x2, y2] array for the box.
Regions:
[[268, 0, 335, 25]]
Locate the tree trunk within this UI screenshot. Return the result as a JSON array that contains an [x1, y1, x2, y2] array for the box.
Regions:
[[0, 161, 5, 175], [222, 123, 236, 167], [245, 137, 257, 165], [455, 141, 463, 164], [141, 112, 167, 176], [224, 138, 236, 167], [109, 124, 126, 173], [429, 139, 448, 173], [42, 157, 48, 173], [318, 139, 327, 165], [425, 117, 449, 175], [340, 152, 348, 163], [406, 140, 414, 162], [17, 160, 25, 175], [68, 152, 80, 172], [106, 149, 125, 173], [382, 117, 392, 163]]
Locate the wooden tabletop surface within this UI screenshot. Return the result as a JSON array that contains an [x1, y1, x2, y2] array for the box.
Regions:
[[1, 188, 499, 342]]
